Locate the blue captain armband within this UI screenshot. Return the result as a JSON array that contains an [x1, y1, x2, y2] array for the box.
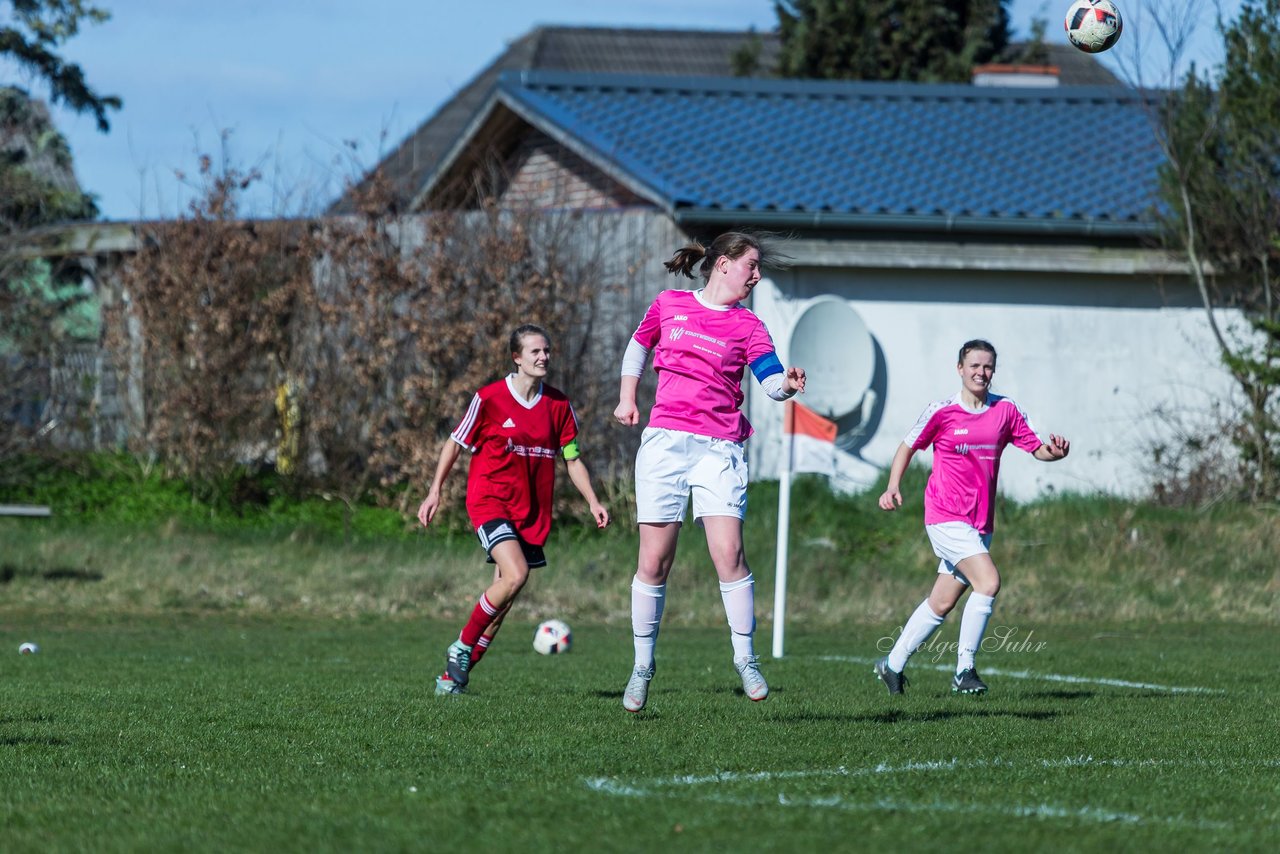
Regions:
[[749, 351, 784, 382], [562, 439, 581, 461]]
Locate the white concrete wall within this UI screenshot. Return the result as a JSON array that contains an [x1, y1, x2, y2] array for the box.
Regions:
[[747, 264, 1238, 501]]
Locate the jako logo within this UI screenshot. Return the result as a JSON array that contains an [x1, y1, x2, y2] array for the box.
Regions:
[[669, 328, 685, 340], [674, 315, 688, 321], [953, 428, 969, 435]]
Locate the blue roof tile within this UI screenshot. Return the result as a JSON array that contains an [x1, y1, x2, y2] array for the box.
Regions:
[[492, 72, 1165, 236]]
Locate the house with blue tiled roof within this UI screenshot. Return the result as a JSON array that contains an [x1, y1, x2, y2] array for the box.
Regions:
[[23, 27, 1222, 500], [415, 67, 1232, 501], [425, 72, 1162, 236], [333, 25, 1125, 215]]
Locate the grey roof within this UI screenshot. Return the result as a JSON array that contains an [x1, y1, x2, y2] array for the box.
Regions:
[[330, 26, 780, 213], [1031, 43, 1127, 86], [530, 26, 782, 76], [330, 25, 1121, 214]]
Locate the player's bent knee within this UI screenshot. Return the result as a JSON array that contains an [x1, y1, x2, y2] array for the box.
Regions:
[[929, 595, 959, 616], [705, 543, 746, 578], [636, 565, 671, 586], [494, 566, 529, 594], [972, 572, 1001, 597]]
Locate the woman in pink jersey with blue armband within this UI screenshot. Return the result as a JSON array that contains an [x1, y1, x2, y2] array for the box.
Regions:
[[613, 232, 806, 713], [874, 339, 1069, 696]]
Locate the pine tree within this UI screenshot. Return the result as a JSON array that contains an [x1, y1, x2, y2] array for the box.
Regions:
[[1, 1, 120, 132], [774, 0, 1011, 82]]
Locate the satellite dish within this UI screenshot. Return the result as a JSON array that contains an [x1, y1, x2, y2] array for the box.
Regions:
[[786, 298, 875, 421]]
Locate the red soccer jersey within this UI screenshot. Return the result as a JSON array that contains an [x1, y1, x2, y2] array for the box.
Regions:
[[451, 376, 579, 546]]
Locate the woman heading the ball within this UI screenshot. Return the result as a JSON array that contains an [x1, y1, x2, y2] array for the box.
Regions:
[[874, 339, 1069, 696], [418, 324, 609, 696], [614, 231, 806, 713]]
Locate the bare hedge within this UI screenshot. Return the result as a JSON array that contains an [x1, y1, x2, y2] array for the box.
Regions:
[[83, 164, 659, 515]]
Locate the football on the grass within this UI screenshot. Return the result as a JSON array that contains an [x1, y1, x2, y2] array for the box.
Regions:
[[533, 619, 572, 654]]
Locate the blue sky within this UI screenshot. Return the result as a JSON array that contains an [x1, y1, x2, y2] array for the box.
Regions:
[[4, 0, 1241, 220]]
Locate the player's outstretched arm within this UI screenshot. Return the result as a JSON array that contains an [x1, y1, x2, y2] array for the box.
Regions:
[[1034, 434, 1071, 462], [784, 366, 806, 395], [565, 457, 609, 528], [878, 443, 916, 511], [417, 437, 463, 526]]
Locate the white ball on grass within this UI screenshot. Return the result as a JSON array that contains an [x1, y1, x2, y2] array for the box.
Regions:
[[532, 619, 572, 655]]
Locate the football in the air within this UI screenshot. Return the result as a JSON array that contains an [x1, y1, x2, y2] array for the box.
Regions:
[[533, 619, 572, 655], [1064, 0, 1123, 53]]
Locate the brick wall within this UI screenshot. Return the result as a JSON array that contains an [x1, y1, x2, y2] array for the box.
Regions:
[[500, 129, 650, 210]]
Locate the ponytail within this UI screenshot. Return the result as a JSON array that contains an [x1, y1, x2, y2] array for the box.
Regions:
[[663, 242, 707, 279], [663, 232, 782, 282]]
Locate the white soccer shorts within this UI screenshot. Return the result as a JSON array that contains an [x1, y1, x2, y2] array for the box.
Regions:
[[635, 427, 748, 524], [926, 521, 992, 586]]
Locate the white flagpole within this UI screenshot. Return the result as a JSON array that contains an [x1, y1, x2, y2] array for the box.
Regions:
[[772, 401, 794, 659]]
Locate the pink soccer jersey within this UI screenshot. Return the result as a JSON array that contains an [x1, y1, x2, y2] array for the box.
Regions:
[[631, 289, 781, 442], [905, 392, 1044, 534]]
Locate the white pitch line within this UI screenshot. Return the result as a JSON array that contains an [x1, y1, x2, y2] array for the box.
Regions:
[[765, 793, 1157, 827], [585, 756, 1243, 830], [819, 655, 1223, 694], [584, 755, 1264, 795]]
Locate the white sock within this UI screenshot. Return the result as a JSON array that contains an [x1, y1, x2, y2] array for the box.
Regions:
[[631, 576, 666, 669], [957, 592, 996, 673], [719, 574, 756, 660], [887, 599, 945, 673]]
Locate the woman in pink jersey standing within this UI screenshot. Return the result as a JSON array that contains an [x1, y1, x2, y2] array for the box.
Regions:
[[613, 232, 807, 713], [418, 324, 609, 696], [874, 339, 1069, 695]]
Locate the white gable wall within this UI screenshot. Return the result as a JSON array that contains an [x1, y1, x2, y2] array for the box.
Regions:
[[746, 250, 1238, 502]]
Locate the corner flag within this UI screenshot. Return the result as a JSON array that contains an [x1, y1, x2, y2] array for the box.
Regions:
[[785, 399, 838, 475], [773, 400, 837, 658]]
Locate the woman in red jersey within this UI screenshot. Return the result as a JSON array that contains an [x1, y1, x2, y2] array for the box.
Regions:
[[417, 324, 609, 695]]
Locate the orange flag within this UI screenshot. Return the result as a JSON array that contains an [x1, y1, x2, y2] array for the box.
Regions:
[[784, 400, 837, 476]]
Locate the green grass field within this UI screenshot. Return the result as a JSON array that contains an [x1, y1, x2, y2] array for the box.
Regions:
[[3, 466, 1278, 851], [2, 615, 1276, 852]]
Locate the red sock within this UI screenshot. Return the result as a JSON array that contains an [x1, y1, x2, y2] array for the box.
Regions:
[[459, 594, 501, 647], [469, 635, 493, 668]]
